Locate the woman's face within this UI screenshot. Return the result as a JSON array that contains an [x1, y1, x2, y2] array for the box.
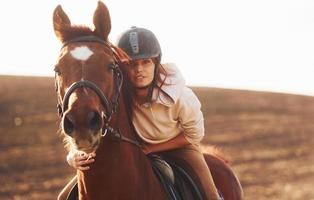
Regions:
[[127, 59, 155, 89]]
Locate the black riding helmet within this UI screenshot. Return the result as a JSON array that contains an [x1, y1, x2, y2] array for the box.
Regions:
[[117, 26, 162, 62]]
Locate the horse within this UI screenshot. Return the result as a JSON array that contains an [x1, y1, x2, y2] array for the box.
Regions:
[[52, 1, 244, 199]]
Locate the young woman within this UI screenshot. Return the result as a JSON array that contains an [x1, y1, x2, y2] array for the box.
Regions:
[[117, 26, 220, 200], [59, 27, 220, 200]]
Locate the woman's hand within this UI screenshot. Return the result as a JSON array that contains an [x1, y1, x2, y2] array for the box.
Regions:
[[66, 151, 96, 171]]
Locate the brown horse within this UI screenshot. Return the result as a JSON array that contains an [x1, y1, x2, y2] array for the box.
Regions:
[[53, 1, 243, 199]]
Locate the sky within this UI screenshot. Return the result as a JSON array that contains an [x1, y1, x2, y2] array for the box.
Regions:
[[0, 0, 313, 96]]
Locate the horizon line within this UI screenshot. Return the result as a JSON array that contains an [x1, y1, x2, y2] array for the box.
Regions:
[[1, 73, 313, 98]]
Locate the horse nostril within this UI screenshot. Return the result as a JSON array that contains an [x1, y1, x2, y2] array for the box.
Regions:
[[63, 114, 75, 136], [88, 111, 102, 131]]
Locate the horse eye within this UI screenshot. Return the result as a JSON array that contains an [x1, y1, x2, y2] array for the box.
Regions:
[[108, 63, 116, 70], [54, 66, 61, 75]]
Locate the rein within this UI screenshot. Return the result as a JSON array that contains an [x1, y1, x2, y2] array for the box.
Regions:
[[55, 35, 141, 148]]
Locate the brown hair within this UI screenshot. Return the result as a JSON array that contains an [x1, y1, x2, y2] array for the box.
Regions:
[[147, 58, 167, 102]]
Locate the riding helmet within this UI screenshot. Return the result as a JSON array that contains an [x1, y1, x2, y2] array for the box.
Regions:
[[117, 26, 162, 62]]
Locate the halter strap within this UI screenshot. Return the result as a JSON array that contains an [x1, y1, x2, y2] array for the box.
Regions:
[[61, 35, 109, 49], [103, 125, 142, 148], [62, 80, 112, 118]]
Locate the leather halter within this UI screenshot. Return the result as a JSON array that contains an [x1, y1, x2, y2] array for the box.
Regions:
[[57, 35, 123, 119], [55, 35, 141, 147]]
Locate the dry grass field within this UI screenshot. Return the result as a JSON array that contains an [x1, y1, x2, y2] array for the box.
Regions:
[[0, 75, 313, 200]]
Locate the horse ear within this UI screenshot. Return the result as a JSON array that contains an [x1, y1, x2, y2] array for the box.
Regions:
[[93, 1, 111, 41], [53, 5, 71, 42]]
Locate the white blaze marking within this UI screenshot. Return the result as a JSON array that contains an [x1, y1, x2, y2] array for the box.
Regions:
[[70, 46, 93, 61]]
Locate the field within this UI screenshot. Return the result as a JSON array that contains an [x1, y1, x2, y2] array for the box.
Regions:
[[0, 75, 313, 200]]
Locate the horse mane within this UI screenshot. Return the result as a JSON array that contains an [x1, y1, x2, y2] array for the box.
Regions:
[[56, 25, 99, 43], [111, 46, 135, 118]]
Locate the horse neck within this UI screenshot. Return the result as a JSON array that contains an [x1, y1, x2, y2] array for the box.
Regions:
[[77, 92, 167, 199]]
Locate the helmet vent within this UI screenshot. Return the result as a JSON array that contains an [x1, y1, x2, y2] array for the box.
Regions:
[[129, 32, 139, 54]]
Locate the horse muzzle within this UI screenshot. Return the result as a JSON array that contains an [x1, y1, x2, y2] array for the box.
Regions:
[[62, 110, 103, 136]]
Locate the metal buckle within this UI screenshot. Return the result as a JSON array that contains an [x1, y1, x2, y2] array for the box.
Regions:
[[101, 128, 108, 137]]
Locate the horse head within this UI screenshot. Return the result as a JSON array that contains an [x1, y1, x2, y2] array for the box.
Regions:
[[53, 2, 127, 153]]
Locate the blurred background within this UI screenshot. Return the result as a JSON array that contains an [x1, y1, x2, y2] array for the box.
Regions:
[[0, 0, 313, 199]]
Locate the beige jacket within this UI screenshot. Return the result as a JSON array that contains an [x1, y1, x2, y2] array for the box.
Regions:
[[132, 63, 205, 145]]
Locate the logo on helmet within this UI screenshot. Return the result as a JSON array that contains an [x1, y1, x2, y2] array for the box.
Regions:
[[129, 32, 139, 54]]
